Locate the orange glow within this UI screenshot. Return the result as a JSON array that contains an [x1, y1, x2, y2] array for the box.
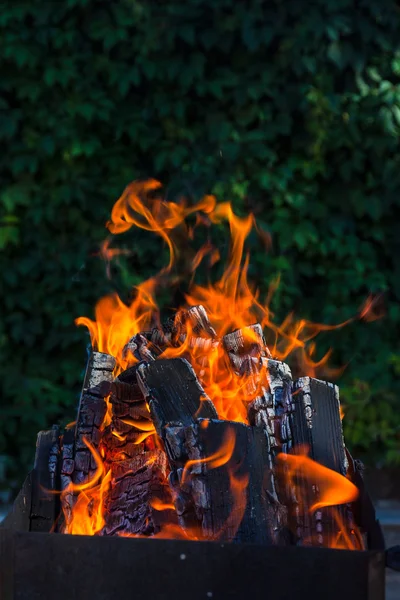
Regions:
[[150, 499, 177, 511], [131, 431, 156, 444], [107, 179, 216, 270], [111, 430, 126, 441], [76, 281, 158, 372]]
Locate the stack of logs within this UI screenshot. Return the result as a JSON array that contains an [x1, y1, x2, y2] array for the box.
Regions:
[[4, 305, 385, 550]]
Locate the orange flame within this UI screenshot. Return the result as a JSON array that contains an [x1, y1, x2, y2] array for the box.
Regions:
[[150, 499, 177, 511], [277, 453, 359, 511], [119, 418, 156, 432], [96, 237, 132, 279], [62, 438, 111, 536]]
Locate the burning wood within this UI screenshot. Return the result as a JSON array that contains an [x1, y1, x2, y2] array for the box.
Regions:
[[93, 365, 177, 537], [4, 306, 380, 551], [165, 419, 287, 544], [102, 449, 176, 537], [288, 377, 361, 548], [2, 181, 385, 556], [135, 357, 286, 542], [136, 358, 218, 434], [73, 351, 115, 484]]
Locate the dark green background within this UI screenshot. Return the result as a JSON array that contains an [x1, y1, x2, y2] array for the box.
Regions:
[[1, 0, 399, 496]]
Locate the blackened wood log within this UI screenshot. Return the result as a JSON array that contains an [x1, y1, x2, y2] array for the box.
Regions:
[[291, 377, 347, 476], [30, 426, 60, 532], [172, 306, 220, 384], [102, 449, 177, 536], [289, 377, 359, 548], [80, 351, 116, 399], [136, 358, 218, 436], [59, 427, 75, 531], [136, 356, 288, 543], [260, 359, 294, 526], [110, 379, 152, 429], [1, 426, 61, 533], [101, 372, 155, 465], [73, 351, 115, 484], [0, 473, 33, 532], [345, 450, 385, 550], [164, 419, 287, 544], [99, 365, 174, 536], [223, 327, 293, 504], [223, 326, 283, 518], [263, 359, 293, 452]]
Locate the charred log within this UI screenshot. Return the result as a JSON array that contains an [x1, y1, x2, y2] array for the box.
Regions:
[[346, 450, 385, 551], [223, 325, 276, 441], [101, 372, 155, 465], [136, 356, 286, 544], [99, 364, 175, 536], [30, 426, 61, 533], [223, 327, 293, 506], [164, 419, 287, 544], [73, 351, 115, 484], [0, 474, 33, 532], [223, 323, 272, 372], [2, 427, 61, 533], [137, 358, 218, 436], [289, 377, 359, 548], [291, 377, 347, 475], [59, 427, 76, 531], [174, 305, 218, 339], [102, 449, 177, 536]]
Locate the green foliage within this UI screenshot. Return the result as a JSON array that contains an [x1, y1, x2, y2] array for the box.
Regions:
[[1, 0, 400, 491]]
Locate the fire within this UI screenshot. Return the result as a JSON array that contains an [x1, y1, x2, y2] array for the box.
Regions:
[[68, 179, 382, 544], [276, 451, 362, 549], [76, 179, 377, 415], [277, 453, 359, 512], [96, 236, 132, 279], [61, 438, 111, 536]]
